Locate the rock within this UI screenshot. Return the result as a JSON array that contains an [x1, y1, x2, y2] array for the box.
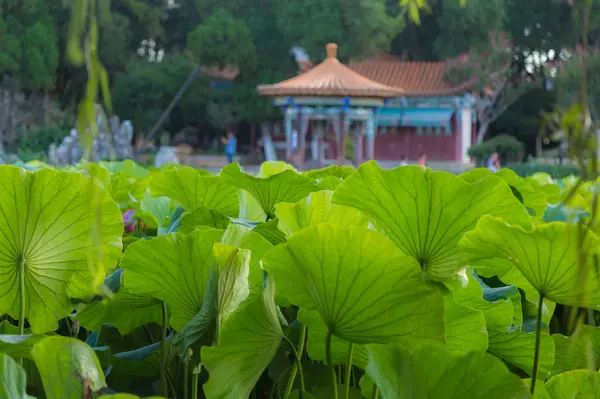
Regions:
[[114, 120, 134, 160], [155, 146, 180, 168]]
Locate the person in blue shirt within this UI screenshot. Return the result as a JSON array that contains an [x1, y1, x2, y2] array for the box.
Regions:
[[221, 132, 237, 164]]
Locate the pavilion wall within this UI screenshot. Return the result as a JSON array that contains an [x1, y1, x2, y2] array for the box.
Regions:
[[371, 114, 460, 161]]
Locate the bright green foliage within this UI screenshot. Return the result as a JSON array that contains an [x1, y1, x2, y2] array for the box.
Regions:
[[1, 161, 597, 398], [275, 190, 369, 237], [443, 293, 488, 354], [0, 353, 35, 399], [542, 370, 600, 398], [333, 162, 530, 280], [0, 166, 123, 333], [221, 163, 320, 219], [31, 336, 107, 398], [150, 166, 239, 217], [120, 229, 224, 330], [298, 309, 370, 369], [213, 243, 251, 329], [0, 320, 49, 359], [461, 168, 548, 217], [365, 343, 530, 398], [101, 395, 166, 399], [462, 216, 600, 307], [220, 224, 272, 288], [552, 325, 600, 375], [179, 206, 230, 234], [202, 278, 283, 399], [262, 224, 444, 345], [488, 328, 554, 378], [76, 291, 162, 336], [83, 162, 148, 206]]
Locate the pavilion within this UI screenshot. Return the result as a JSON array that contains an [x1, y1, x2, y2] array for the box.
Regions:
[[257, 43, 476, 167], [257, 43, 403, 168]]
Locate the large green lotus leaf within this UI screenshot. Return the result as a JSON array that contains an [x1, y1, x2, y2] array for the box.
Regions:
[[366, 343, 529, 398], [302, 165, 355, 181], [220, 224, 272, 289], [201, 278, 283, 399], [120, 229, 225, 330], [444, 269, 514, 332], [213, 243, 251, 329], [258, 161, 297, 177], [220, 163, 319, 219], [542, 370, 600, 398], [109, 396, 166, 399], [82, 162, 148, 205], [488, 328, 554, 378], [262, 224, 444, 345], [99, 160, 151, 179], [170, 243, 251, 358], [460, 168, 547, 217], [110, 338, 176, 380], [238, 189, 267, 222], [460, 216, 600, 308], [0, 320, 50, 359], [275, 190, 369, 237], [31, 336, 106, 398], [443, 293, 488, 354], [130, 191, 172, 230], [179, 206, 230, 234], [552, 325, 600, 375], [332, 162, 531, 280], [543, 203, 590, 224], [0, 166, 123, 333], [297, 308, 369, 369], [0, 353, 35, 399], [76, 291, 162, 335], [526, 175, 563, 204], [252, 219, 287, 245], [149, 166, 239, 217]]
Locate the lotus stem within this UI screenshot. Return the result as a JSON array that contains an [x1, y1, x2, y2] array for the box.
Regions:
[[282, 335, 306, 395], [18, 257, 25, 336], [326, 330, 338, 399], [531, 294, 544, 394], [18, 257, 25, 366], [183, 356, 189, 399], [161, 301, 169, 398], [371, 386, 379, 399], [192, 368, 199, 399], [283, 326, 307, 398], [344, 343, 354, 399]]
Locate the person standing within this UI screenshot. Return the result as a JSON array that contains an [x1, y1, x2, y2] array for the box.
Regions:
[[418, 153, 427, 167], [221, 131, 237, 164], [400, 155, 408, 166], [487, 151, 500, 172]]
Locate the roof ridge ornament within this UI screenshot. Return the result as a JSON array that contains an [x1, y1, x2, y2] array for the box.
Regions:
[[326, 43, 338, 59]]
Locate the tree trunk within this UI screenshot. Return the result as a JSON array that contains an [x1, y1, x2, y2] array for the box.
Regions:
[[475, 121, 490, 144]]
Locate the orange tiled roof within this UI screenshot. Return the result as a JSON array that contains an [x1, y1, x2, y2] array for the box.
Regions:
[[257, 44, 404, 98], [349, 55, 476, 97]]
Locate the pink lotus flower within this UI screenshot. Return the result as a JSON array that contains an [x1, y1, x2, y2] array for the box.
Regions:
[[123, 209, 137, 233]]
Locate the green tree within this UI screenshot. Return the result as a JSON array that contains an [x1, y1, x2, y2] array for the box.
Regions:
[[274, 0, 404, 61], [111, 52, 211, 135], [433, 0, 505, 59], [555, 51, 600, 122], [446, 32, 532, 144], [0, 0, 59, 89], [186, 8, 257, 69]]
